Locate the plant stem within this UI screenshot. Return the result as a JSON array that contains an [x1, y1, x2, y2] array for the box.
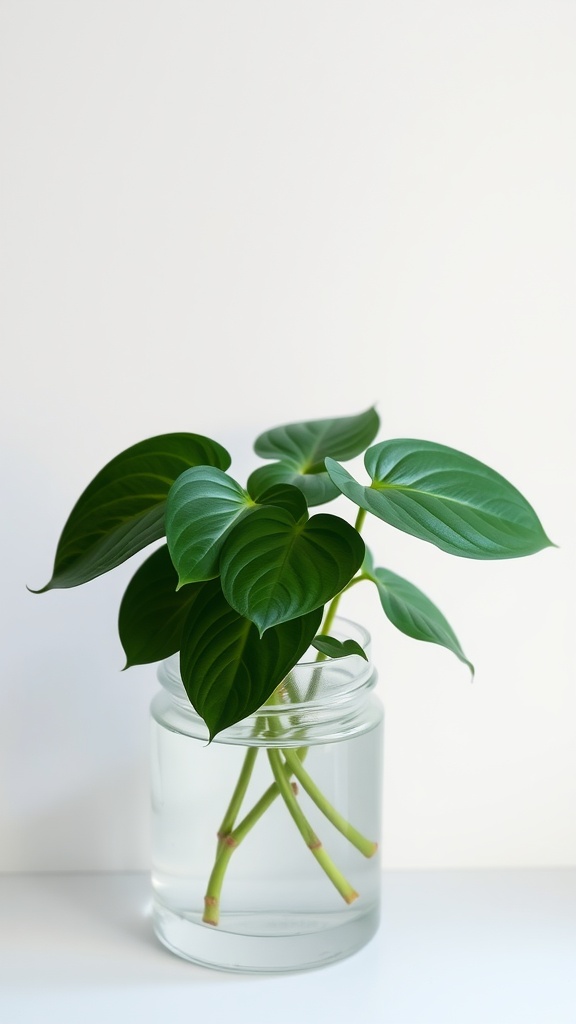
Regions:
[[267, 749, 359, 905], [319, 507, 367, 637], [215, 746, 259, 854], [281, 747, 377, 858], [202, 508, 371, 924], [354, 507, 367, 533], [202, 751, 296, 925], [202, 736, 374, 922], [202, 842, 235, 926]]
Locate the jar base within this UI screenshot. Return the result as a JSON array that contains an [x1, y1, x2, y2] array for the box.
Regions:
[[152, 897, 380, 973]]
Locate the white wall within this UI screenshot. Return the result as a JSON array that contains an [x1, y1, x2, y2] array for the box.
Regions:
[[1, 0, 573, 871]]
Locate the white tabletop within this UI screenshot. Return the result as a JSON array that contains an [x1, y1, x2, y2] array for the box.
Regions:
[[1, 869, 575, 1024]]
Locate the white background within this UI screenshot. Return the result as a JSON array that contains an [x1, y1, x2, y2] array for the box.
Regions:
[[1, 0, 574, 873]]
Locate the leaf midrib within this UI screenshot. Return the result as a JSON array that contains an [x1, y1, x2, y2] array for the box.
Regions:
[[369, 480, 524, 515]]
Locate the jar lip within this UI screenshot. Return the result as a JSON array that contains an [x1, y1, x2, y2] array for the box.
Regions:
[[157, 615, 375, 721], [159, 615, 370, 671]]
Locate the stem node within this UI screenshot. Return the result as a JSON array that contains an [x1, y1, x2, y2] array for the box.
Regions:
[[217, 831, 239, 848]]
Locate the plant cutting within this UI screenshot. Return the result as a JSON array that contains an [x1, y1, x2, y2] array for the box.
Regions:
[[33, 406, 552, 971]]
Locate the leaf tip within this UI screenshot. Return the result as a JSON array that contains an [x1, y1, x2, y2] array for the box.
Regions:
[[27, 580, 51, 595]]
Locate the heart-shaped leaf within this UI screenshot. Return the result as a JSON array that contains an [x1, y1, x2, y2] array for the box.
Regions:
[[179, 580, 323, 739], [326, 439, 553, 559], [165, 467, 255, 587], [248, 407, 379, 507], [365, 563, 473, 673], [220, 507, 365, 634], [254, 407, 380, 466], [311, 635, 368, 661], [33, 434, 230, 591], [119, 545, 203, 667]]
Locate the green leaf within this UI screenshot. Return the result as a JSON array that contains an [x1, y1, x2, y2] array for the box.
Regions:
[[366, 564, 474, 673], [248, 407, 379, 507], [248, 462, 340, 507], [220, 507, 365, 634], [326, 439, 553, 559], [165, 467, 255, 587], [118, 545, 203, 668], [311, 635, 368, 661], [256, 483, 309, 522], [33, 434, 230, 591], [254, 407, 380, 466], [179, 580, 323, 739]]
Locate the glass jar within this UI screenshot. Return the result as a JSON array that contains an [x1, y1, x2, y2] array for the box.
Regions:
[[150, 617, 383, 973]]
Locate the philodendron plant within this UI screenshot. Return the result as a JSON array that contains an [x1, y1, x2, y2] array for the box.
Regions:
[[34, 407, 552, 923]]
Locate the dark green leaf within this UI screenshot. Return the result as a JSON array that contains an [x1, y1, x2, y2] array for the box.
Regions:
[[118, 545, 203, 667], [179, 580, 323, 739], [248, 462, 339, 507], [311, 635, 368, 661], [366, 564, 474, 673], [33, 434, 230, 591], [220, 507, 365, 634], [248, 407, 379, 507], [326, 439, 553, 559], [165, 467, 255, 587], [255, 483, 309, 522]]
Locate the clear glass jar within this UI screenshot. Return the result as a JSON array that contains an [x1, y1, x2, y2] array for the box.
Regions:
[[150, 617, 383, 973]]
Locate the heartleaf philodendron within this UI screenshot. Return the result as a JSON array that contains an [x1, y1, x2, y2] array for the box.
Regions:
[[361, 549, 473, 673], [248, 406, 379, 507], [165, 466, 256, 587], [220, 507, 365, 634], [32, 434, 230, 591], [325, 439, 552, 559], [118, 544, 202, 668], [178, 580, 323, 739], [34, 408, 554, 929], [311, 635, 368, 661], [34, 409, 553, 738]]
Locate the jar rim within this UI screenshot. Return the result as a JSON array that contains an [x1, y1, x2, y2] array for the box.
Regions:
[[157, 615, 375, 722]]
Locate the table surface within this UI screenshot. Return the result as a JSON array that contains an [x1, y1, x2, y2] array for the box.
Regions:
[[1, 869, 575, 1024]]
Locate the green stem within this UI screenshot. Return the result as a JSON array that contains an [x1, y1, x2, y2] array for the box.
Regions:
[[267, 749, 359, 906], [202, 842, 235, 926], [354, 506, 367, 533], [281, 747, 377, 858], [215, 746, 259, 854], [202, 507, 371, 924], [319, 507, 367, 638], [202, 752, 297, 925]]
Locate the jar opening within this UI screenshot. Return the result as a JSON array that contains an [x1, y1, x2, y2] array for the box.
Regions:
[[155, 617, 378, 744]]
